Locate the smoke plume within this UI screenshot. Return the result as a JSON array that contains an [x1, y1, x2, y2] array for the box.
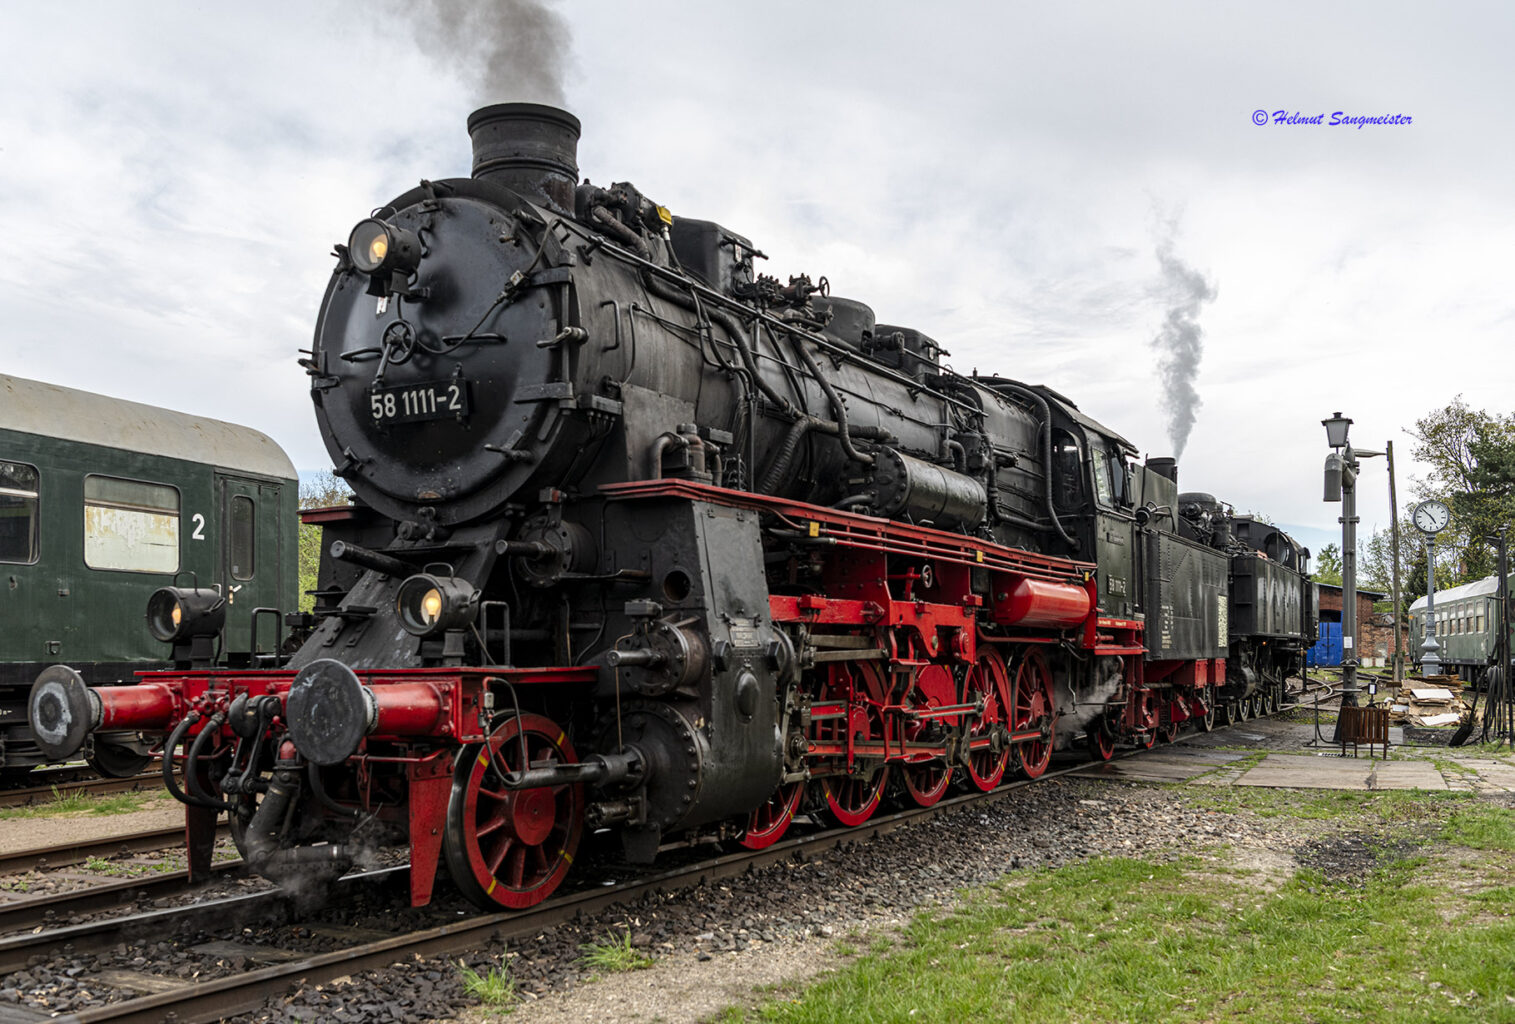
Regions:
[[397, 0, 572, 107], [1150, 229, 1217, 458]]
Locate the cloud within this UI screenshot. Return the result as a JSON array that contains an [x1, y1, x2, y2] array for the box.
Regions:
[[0, 0, 1511, 546]]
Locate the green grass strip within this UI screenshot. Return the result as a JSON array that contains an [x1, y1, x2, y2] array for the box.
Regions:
[[743, 849, 1515, 1023]]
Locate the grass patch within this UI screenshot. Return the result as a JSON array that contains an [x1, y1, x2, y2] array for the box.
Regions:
[[1430, 756, 1479, 777], [1443, 804, 1515, 851], [80, 856, 184, 877], [1186, 785, 1469, 823], [578, 930, 653, 973], [457, 959, 516, 1008], [0, 789, 149, 820], [740, 851, 1515, 1023]]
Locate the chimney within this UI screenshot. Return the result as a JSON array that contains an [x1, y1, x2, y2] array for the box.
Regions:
[[1146, 457, 1178, 486], [467, 103, 580, 215]]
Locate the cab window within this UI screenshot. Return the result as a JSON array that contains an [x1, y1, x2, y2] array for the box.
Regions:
[[1106, 445, 1128, 506], [1052, 430, 1085, 512], [0, 460, 39, 564], [1091, 444, 1113, 507], [84, 475, 180, 573]]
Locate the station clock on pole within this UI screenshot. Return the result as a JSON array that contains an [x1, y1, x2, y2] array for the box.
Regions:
[[1413, 499, 1450, 536], [1413, 499, 1450, 675]]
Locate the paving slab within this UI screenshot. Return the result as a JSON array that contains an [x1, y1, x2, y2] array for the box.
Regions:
[[1456, 759, 1515, 792], [1072, 748, 1248, 783], [1369, 761, 1448, 790], [1236, 754, 1374, 790], [1233, 753, 1448, 791], [1182, 720, 1317, 750]]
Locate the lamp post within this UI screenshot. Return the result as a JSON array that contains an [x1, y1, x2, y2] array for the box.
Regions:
[[1323, 413, 1384, 711]]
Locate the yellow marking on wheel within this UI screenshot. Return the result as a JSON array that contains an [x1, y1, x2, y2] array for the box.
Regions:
[[478, 752, 490, 767], [556, 730, 565, 745], [561, 850, 573, 864], [486, 877, 497, 895]]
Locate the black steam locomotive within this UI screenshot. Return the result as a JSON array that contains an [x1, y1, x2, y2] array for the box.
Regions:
[[30, 104, 1316, 910]]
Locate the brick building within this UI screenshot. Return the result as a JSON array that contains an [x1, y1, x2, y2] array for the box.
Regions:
[[1316, 584, 1400, 668]]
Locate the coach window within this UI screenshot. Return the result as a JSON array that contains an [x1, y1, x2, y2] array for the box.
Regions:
[[0, 460, 40, 564], [83, 476, 180, 574], [230, 495, 255, 581]]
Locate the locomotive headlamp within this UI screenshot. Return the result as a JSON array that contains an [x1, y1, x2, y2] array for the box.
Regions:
[[347, 218, 422, 278], [396, 573, 478, 637], [146, 586, 226, 643]]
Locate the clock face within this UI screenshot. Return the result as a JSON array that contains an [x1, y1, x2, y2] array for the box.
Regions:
[[1414, 500, 1450, 534]]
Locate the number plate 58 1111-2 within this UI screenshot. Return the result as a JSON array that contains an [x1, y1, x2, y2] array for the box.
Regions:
[[368, 381, 469, 424]]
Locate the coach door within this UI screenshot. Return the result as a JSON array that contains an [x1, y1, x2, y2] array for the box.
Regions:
[[216, 475, 286, 663]]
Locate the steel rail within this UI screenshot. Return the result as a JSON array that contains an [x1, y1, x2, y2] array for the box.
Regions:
[[0, 861, 246, 935], [0, 824, 230, 876], [0, 867, 406, 976], [0, 771, 161, 810]]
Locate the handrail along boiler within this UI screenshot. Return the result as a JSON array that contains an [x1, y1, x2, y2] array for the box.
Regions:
[[29, 104, 1317, 909]]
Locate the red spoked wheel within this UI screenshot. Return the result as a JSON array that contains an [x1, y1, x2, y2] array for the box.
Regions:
[[1087, 716, 1115, 761], [902, 760, 951, 807], [1192, 685, 1217, 732], [443, 713, 584, 911], [1134, 691, 1159, 749], [736, 781, 805, 850], [819, 765, 890, 826], [813, 662, 890, 826], [1011, 649, 1056, 779], [963, 647, 1013, 791], [1158, 700, 1181, 744], [901, 664, 955, 807]]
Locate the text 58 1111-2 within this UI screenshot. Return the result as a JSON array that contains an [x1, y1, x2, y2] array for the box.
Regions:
[[369, 381, 469, 424]]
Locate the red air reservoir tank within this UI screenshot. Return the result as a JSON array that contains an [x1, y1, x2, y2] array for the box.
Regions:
[[995, 578, 1092, 628]]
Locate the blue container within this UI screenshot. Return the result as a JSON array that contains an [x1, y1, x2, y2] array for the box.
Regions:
[[1307, 621, 1343, 667]]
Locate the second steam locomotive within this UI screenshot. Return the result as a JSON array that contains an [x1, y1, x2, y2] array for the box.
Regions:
[[31, 104, 1316, 910]]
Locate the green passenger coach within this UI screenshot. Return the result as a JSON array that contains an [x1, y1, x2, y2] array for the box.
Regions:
[[1, 374, 298, 776], [1407, 572, 1514, 686]]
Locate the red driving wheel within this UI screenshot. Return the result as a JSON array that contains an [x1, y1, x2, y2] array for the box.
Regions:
[[1088, 716, 1115, 761], [813, 662, 890, 826], [901, 664, 955, 807], [443, 713, 584, 910], [963, 647, 1013, 791], [1158, 699, 1181, 743], [1135, 691, 1159, 749], [1011, 649, 1056, 779], [737, 781, 805, 850]]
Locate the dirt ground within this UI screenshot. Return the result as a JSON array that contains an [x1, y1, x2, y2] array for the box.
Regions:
[[0, 794, 184, 857]]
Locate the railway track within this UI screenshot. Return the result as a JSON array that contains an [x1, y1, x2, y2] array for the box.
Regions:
[[0, 824, 230, 876], [0, 724, 1229, 1024], [0, 771, 161, 810]]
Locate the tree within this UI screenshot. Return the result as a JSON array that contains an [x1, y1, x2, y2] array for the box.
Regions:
[[1313, 543, 1342, 586], [297, 471, 352, 613], [1408, 398, 1515, 585], [1358, 516, 1413, 596]]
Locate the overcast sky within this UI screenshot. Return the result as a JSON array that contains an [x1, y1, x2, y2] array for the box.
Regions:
[[3, 1, 1511, 557]]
